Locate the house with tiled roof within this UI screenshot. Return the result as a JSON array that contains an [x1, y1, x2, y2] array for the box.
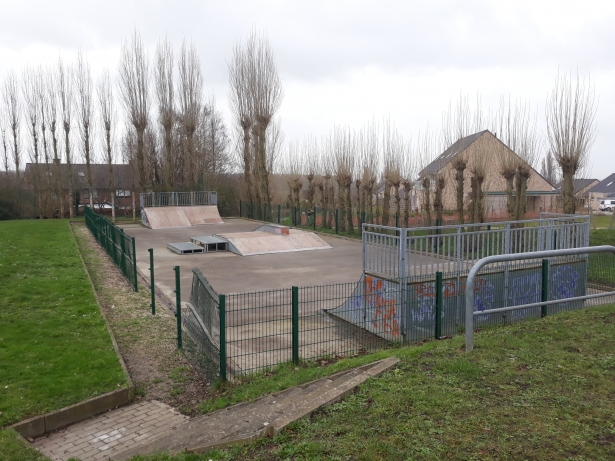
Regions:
[[587, 173, 615, 212], [417, 130, 557, 217]]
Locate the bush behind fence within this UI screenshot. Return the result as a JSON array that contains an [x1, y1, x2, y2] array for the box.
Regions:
[[84, 206, 138, 292]]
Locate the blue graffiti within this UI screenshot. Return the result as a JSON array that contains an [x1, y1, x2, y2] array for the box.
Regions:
[[552, 265, 579, 300], [508, 273, 541, 318], [474, 278, 495, 321]]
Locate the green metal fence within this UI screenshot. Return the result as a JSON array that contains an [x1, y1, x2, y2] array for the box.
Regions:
[[84, 206, 138, 291], [181, 251, 615, 381]]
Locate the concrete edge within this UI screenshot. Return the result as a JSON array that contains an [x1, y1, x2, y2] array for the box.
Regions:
[[9, 388, 133, 439], [69, 222, 135, 394], [182, 357, 400, 455], [7, 224, 137, 440]]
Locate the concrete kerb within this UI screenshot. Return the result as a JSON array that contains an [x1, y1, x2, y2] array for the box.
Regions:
[[9, 223, 137, 440]]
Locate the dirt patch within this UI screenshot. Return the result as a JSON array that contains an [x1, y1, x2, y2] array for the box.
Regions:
[[72, 223, 211, 416]]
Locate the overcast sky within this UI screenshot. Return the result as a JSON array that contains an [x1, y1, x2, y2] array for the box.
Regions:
[[1, 0, 613, 179]]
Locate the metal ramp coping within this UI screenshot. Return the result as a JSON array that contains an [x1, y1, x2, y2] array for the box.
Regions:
[[190, 236, 229, 252], [167, 242, 205, 255], [254, 224, 290, 235]]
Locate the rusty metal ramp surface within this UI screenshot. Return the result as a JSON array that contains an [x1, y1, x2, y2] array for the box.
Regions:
[[214, 229, 331, 256]]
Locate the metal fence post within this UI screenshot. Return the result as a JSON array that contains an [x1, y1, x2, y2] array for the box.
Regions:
[[292, 286, 299, 364], [149, 248, 155, 315], [541, 259, 549, 318], [219, 294, 227, 381], [277, 204, 281, 224], [435, 271, 443, 339], [132, 237, 138, 292], [174, 266, 182, 349], [239, 200, 242, 218], [313, 207, 316, 231]]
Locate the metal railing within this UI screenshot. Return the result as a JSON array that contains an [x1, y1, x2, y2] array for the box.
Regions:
[[363, 214, 590, 278], [465, 245, 615, 351], [140, 191, 218, 208], [84, 206, 138, 291]]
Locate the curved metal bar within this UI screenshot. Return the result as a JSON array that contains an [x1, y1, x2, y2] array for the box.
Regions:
[[465, 245, 615, 352]]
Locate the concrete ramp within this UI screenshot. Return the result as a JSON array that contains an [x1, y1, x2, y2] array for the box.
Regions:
[[215, 228, 331, 256], [142, 205, 222, 229], [183, 206, 224, 225]]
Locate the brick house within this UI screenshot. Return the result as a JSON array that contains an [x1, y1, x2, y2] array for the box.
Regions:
[[24, 162, 136, 217], [416, 130, 557, 218], [586, 173, 615, 212], [555, 178, 599, 211]]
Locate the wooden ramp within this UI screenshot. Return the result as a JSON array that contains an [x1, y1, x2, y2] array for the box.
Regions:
[[142, 205, 223, 229], [215, 228, 331, 256]]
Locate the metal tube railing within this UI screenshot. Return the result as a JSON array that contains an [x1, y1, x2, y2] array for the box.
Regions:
[[465, 245, 615, 352]]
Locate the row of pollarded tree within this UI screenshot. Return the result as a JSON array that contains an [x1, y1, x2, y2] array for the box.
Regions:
[[1, 29, 232, 219], [278, 74, 596, 231]]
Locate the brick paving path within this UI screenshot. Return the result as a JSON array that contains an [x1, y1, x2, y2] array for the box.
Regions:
[[33, 400, 188, 461]]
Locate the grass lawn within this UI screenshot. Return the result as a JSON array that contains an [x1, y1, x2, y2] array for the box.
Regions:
[[0, 220, 126, 429], [128, 303, 615, 461], [591, 214, 615, 229]]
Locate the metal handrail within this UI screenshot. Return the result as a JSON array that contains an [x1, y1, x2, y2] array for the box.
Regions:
[[465, 245, 615, 351]]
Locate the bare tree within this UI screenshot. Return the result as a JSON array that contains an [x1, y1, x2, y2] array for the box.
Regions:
[[97, 68, 116, 221], [494, 97, 541, 220], [1, 124, 8, 173], [540, 150, 558, 186], [3, 72, 21, 181], [198, 96, 230, 190], [546, 71, 597, 214], [178, 38, 203, 189], [228, 40, 256, 205], [23, 66, 44, 217], [118, 29, 150, 193], [155, 36, 175, 188], [74, 50, 95, 208], [58, 57, 75, 217], [360, 121, 379, 225], [45, 67, 63, 217], [400, 134, 415, 227]]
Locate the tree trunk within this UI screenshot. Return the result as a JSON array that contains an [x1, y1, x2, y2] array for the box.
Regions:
[[382, 182, 390, 226], [337, 183, 346, 232], [433, 177, 444, 226], [346, 183, 354, 234], [64, 128, 74, 218], [422, 178, 431, 226], [469, 176, 477, 224], [562, 166, 576, 214], [504, 173, 515, 219], [137, 127, 147, 193], [455, 167, 465, 224]]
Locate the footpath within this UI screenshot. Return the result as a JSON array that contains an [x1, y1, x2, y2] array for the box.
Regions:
[[33, 357, 398, 460]]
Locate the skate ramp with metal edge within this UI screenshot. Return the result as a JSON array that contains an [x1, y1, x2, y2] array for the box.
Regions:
[[141, 205, 223, 229], [214, 227, 331, 256]]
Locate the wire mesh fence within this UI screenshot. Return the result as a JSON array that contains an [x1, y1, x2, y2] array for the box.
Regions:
[[181, 249, 615, 381], [140, 191, 217, 208], [84, 206, 138, 291]]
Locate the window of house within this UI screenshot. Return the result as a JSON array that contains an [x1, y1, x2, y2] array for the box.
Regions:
[[82, 189, 89, 199], [78, 171, 85, 177], [93, 189, 98, 199], [116, 189, 131, 197]]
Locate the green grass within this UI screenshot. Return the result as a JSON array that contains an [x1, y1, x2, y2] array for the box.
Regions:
[[0, 429, 50, 461], [591, 215, 615, 229], [0, 220, 126, 429], [128, 303, 615, 460]]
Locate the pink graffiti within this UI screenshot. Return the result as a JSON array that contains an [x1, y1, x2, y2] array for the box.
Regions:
[[366, 276, 399, 337]]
